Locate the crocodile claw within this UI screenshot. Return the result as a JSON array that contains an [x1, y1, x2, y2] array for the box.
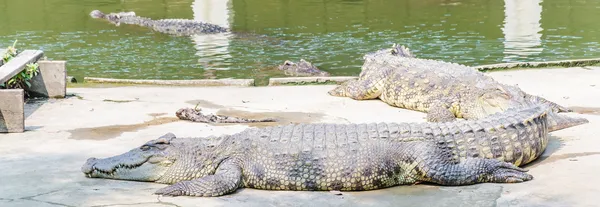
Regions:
[[155, 185, 185, 197], [489, 161, 533, 183]]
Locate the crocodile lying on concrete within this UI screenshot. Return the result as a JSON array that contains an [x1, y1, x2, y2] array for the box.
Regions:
[[329, 44, 588, 132], [90, 10, 229, 36], [176, 108, 277, 123], [278, 59, 330, 77], [82, 105, 548, 197]]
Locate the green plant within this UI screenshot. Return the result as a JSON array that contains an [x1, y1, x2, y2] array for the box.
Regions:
[[1, 40, 18, 64], [1, 40, 41, 96], [1, 63, 40, 89]]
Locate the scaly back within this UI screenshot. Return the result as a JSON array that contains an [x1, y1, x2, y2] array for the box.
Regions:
[[217, 105, 549, 166]]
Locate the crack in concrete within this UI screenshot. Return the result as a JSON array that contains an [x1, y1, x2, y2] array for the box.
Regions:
[[18, 190, 75, 207], [19, 190, 62, 200], [24, 198, 76, 207], [0, 197, 15, 202]]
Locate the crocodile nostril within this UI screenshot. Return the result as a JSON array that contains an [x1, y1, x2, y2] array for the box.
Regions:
[[81, 158, 98, 174]]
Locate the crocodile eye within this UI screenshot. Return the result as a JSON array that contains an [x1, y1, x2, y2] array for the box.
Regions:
[[140, 145, 151, 151]]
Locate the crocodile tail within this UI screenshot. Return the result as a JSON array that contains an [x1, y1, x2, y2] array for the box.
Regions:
[[546, 111, 589, 132], [524, 93, 572, 113]]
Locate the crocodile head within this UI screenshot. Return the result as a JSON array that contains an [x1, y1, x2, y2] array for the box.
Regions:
[[278, 59, 330, 77], [89, 10, 137, 26], [89, 10, 106, 19], [81, 133, 215, 183], [467, 84, 527, 118]]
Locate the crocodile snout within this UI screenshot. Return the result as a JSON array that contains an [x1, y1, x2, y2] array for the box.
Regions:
[[81, 157, 98, 174]]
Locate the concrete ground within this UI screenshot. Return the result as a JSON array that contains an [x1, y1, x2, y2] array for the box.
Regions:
[[1, 67, 599, 207]]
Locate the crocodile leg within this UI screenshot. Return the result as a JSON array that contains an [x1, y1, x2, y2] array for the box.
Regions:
[[422, 158, 533, 185], [154, 160, 242, 197], [328, 66, 394, 100], [328, 79, 385, 100], [426, 102, 457, 122]]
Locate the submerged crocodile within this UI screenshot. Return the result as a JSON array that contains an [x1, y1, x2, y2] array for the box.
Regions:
[[82, 105, 549, 197], [90, 10, 229, 36], [278, 59, 330, 77], [329, 44, 588, 132]]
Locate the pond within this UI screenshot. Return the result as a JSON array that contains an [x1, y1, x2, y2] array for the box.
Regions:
[[0, 0, 599, 81]]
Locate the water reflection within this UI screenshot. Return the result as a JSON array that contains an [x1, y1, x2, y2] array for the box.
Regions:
[[501, 0, 544, 61], [190, 0, 233, 70]]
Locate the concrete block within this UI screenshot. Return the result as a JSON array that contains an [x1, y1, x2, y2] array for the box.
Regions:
[[83, 77, 255, 87], [268, 76, 357, 86], [0, 89, 24, 133], [27, 60, 67, 98], [474, 57, 600, 71]]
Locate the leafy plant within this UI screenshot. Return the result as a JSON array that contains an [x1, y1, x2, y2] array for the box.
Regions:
[[1, 40, 41, 97], [1, 40, 18, 65], [1, 63, 40, 89]]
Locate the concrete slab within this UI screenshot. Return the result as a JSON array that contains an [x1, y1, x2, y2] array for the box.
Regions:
[[0, 89, 24, 133], [27, 61, 67, 98], [0, 67, 599, 207], [268, 76, 357, 86], [84, 77, 255, 87], [475, 58, 600, 71], [0, 50, 44, 84]]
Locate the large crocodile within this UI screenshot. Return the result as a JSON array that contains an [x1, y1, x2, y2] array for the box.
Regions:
[[82, 105, 548, 197], [328, 44, 588, 132], [89, 10, 229, 36]]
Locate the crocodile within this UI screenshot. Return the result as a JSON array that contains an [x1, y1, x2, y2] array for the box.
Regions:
[[278, 59, 330, 77], [89, 10, 229, 36], [82, 105, 549, 197], [176, 107, 277, 123], [328, 44, 588, 132]]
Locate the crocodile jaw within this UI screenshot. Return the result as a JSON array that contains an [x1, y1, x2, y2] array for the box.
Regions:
[[81, 149, 173, 182]]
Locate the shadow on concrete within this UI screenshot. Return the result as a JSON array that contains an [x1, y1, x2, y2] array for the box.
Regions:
[[24, 98, 47, 119], [522, 135, 565, 168], [0, 110, 6, 131], [26, 71, 50, 99], [569, 106, 600, 116], [523, 135, 600, 168], [67, 117, 182, 140]]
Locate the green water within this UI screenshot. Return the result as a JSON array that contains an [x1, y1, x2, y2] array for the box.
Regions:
[[1, 0, 599, 80]]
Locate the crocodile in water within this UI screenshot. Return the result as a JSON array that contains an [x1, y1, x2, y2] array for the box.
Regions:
[[278, 59, 330, 77], [90, 10, 229, 36]]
